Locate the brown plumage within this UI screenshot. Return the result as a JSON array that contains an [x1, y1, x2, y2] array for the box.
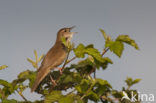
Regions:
[[31, 26, 76, 92]]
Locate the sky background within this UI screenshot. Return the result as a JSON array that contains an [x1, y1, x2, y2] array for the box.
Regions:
[[0, 0, 156, 102]]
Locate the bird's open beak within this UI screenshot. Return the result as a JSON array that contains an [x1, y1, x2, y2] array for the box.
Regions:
[[69, 26, 78, 34], [69, 26, 76, 30]]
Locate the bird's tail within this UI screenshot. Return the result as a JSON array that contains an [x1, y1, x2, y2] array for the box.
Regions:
[[31, 66, 50, 92]]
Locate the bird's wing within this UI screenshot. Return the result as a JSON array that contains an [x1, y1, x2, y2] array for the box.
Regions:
[[31, 65, 51, 92], [41, 43, 67, 69], [31, 43, 67, 92]]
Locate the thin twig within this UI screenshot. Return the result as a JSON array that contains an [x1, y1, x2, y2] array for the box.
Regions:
[[67, 56, 76, 64], [62, 52, 70, 70], [93, 69, 96, 78], [102, 48, 109, 56], [16, 90, 28, 102], [67, 89, 76, 95]]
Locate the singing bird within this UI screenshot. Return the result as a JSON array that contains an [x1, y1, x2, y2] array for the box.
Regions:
[[31, 26, 76, 92]]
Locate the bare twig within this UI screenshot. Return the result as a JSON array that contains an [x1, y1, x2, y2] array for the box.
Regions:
[[67, 89, 76, 95], [102, 48, 109, 56], [93, 69, 96, 78], [16, 90, 28, 102], [67, 56, 76, 64], [62, 52, 70, 70]]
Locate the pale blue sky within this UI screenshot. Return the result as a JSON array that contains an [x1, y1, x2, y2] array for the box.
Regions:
[[0, 0, 156, 101]]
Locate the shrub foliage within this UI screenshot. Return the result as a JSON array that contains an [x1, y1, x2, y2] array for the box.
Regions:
[[0, 29, 141, 103]]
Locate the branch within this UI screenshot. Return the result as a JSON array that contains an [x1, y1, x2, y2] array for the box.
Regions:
[[67, 56, 76, 64], [102, 47, 109, 56], [67, 88, 76, 95], [16, 90, 28, 102]]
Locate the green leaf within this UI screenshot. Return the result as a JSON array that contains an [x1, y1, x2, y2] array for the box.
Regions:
[[106, 41, 124, 57], [34, 50, 38, 62], [125, 77, 141, 87], [75, 79, 90, 93], [59, 96, 74, 103], [17, 70, 36, 88], [112, 41, 124, 57], [74, 44, 85, 58], [61, 36, 74, 50], [132, 79, 141, 85], [0, 80, 12, 88], [59, 94, 83, 103], [112, 90, 123, 98], [95, 57, 113, 70], [85, 44, 94, 48], [103, 57, 113, 64], [27, 58, 34, 64], [61, 74, 73, 83], [85, 91, 99, 102], [76, 97, 84, 103], [0, 65, 8, 70], [27, 71, 36, 88], [100, 29, 107, 40], [45, 91, 63, 103], [105, 40, 114, 48], [85, 47, 103, 62], [38, 54, 44, 62], [27, 58, 38, 68], [0, 80, 15, 98], [95, 79, 112, 88], [61, 36, 67, 46], [116, 35, 139, 50], [93, 79, 112, 97], [74, 44, 105, 63], [125, 77, 133, 87], [18, 70, 30, 79], [27, 50, 44, 69]]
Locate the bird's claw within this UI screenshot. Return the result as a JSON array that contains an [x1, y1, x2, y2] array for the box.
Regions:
[[50, 75, 57, 86], [58, 67, 63, 75]]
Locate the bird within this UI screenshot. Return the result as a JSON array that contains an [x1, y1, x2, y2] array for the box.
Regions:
[[31, 26, 76, 92]]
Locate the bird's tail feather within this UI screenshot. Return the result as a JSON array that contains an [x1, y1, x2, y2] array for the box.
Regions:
[[31, 67, 50, 92]]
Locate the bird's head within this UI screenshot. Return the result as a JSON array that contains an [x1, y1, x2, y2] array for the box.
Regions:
[[56, 26, 77, 43]]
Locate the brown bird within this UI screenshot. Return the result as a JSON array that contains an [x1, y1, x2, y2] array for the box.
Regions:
[[31, 26, 76, 92]]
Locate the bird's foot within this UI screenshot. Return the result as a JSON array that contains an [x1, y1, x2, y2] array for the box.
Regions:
[[50, 75, 57, 86], [57, 67, 63, 75]]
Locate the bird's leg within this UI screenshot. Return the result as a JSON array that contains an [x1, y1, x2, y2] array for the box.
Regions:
[[50, 75, 57, 86], [57, 67, 63, 75]]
